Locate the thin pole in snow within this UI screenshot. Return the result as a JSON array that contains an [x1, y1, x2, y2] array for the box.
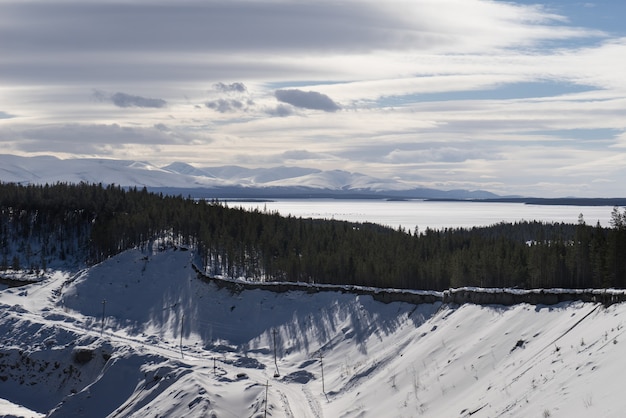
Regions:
[[273, 329, 280, 377], [264, 380, 271, 418], [180, 314, 184, 359], [319, 351, 325, 395], [100, 299, 106, 335]]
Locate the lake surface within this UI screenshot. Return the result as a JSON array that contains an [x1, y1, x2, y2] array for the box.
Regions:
[[227, 199, 616, 231]]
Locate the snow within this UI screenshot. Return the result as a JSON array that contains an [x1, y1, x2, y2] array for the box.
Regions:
[[0, 398, 43, 418], [1, 247, 626, 417], [0, 154, 407, 192], [0, 154, 226, 188]]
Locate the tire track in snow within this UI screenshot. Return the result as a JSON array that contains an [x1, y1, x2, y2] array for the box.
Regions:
[[277, 389, 295, 418], [302, 386, 324, 418], [5, 301, 212, 365]]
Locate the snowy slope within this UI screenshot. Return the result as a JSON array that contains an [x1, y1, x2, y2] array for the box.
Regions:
[[187, 165, 322, 185], [1, 247, 626, 417]]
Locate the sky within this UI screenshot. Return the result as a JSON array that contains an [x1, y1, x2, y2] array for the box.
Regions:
[[1, 0, 625, 198]]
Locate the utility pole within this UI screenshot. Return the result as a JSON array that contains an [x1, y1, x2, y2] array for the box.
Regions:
[[100, 299, 106, 335], [319, 351, 325, 395], [264, 380, 271, 418], [180, 314, 184, 359], [272, 329, 280, 377]]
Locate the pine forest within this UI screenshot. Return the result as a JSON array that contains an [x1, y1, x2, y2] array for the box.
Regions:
[[1, 182, 625, 291]]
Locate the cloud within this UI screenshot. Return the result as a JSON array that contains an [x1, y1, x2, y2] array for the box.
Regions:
[[265, 104, 294, 117], [92, 90, 167, 108], [384, 147, 489, 164], [205, 82, 252, 112], [0, 1, 604, 90], [0, 123, 194, 156], [214, 82, 247, 93], [0, 1, 597, 59], [205, 99, 246, 113], [281, 149, 326, 160], [0, 111, 15, 119], [110, 92, 167, 108], [275, 89, 340, 112]]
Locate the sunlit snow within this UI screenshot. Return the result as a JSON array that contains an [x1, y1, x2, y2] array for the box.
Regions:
[[1, 247, 625, 417]]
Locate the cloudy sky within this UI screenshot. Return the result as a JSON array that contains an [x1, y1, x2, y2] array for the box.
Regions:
[[1, 0, 625, 197]]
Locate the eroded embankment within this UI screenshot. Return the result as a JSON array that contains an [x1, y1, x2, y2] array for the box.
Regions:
[[192, 264, 626, 306]]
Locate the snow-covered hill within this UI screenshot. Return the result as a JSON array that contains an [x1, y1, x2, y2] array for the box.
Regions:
[[1, 247, 625, 417], [0, 154, 499, 199], [0, 154, 226, 189]]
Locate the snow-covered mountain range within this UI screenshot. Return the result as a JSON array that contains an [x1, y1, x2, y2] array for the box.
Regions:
[[0, 154, 499, 199], [1, 246, 625, 417]]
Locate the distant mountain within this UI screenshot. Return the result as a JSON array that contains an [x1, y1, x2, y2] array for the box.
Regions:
[[201, 165, 322, 185], [0, 154, 500, 199], [160, 162, 217, 179], [0, 154, 217, 188]]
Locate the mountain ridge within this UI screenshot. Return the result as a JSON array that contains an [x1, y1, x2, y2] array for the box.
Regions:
[[0, 154, 500, 199]]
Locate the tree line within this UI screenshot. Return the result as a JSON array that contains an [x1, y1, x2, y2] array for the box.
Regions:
[[1, 182, 625, 290]]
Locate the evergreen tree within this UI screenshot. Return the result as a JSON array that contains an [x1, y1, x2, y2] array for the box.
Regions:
[[1, 181, 625, 291]]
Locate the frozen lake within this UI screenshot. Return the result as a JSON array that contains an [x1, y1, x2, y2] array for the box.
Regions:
[[227, 199, 616, 231]]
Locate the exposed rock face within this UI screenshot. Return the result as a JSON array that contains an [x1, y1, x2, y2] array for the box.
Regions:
[[443, 288, 625, 306]]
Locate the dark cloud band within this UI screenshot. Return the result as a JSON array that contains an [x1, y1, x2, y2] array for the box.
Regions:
[[214, 82, 247, 93], [205, 99, 245, 113], [275, 89, 340, 112], [111, 92, 167, 108]]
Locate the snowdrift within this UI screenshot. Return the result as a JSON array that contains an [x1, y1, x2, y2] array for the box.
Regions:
[[1, 247, 625, 417]]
